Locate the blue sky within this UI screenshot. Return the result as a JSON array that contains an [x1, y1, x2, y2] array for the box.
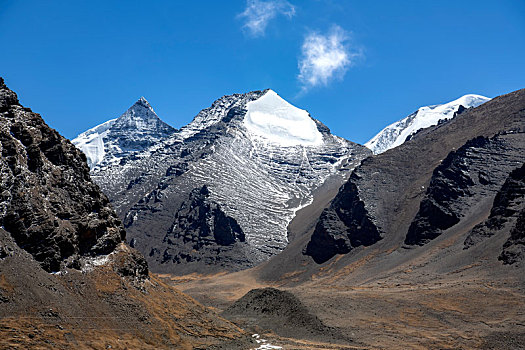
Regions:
[[1, 0, 524, 144]]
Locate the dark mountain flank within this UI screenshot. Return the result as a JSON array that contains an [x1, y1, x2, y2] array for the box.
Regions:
[[304, 88, 525, 264], [304, 174, 382, 263], [406, 134, 525, 246], [0, 78, 252, 349], [464, 162, 525, 253], [158, 185, 252, 272]]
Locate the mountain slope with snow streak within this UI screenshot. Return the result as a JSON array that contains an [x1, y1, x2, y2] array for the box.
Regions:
[[365, 94, 490, 154], [85, 89, 371, 273]]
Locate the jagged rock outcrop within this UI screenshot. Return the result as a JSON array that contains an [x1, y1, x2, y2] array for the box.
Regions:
[[167, 185, 245, 247], [304, 173, 382, 263], [500, 207, 525, 264], [405, 135, 525, 246], [0, 77, 136, 273], [156, 185, 252, 272], [465, 163, 525, 250]]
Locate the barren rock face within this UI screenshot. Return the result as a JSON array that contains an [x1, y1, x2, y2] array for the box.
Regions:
[[304, 175, 382, 264], [406, 135, 525, 246], [304, 88, 525, 264], [157, 185, 253, 272], [0, 78, 132, 273]]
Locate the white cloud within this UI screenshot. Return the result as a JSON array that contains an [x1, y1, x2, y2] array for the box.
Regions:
[[298, 25, 359, 91], [238, 0, 295, 37]]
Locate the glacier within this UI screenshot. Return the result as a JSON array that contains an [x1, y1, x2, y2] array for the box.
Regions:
[[244, 90, 323, 147], [72, 118, 116, 167]]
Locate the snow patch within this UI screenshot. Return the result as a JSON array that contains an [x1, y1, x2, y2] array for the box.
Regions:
[[244, 90, 323, 147], [81, 254, 112, 273], [250, 334, 282, 350], [365, 94, 490, 154], [72, 118, 116, 167]]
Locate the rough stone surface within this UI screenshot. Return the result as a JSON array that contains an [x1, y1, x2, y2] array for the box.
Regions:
[[304, 173, 382, 263], [406, 135, 525, 246], [500, 185, 525, 264], [0, 77, 141, 274], [465, 162, 525, 251], [157, 185, 252, 272]]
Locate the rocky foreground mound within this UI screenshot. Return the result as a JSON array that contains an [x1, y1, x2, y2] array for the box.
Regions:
[[222, 287, 345, 343]]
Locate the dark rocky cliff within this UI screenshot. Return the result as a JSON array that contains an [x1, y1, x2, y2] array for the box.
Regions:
[[464, 162, 525, 252], [500, 206, 525, 264], [304, 172, 382, 263], [405, 135, 525, 246], [155, 185, 252, 272], [0, 77, 142, 274]]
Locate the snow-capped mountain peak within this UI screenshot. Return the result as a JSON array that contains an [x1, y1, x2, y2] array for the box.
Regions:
[[365, 94, 490, 154], [243, 89, 323, 147], [113, 97, 160, 128], [72, 97, 176, 168]]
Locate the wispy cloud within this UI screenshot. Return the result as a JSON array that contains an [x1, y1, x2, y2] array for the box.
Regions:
[[298, 25, 361, 92], [238, 0, 296, 37]]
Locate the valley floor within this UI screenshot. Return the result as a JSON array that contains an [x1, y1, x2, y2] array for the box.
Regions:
[[164, 269, 525, 349]]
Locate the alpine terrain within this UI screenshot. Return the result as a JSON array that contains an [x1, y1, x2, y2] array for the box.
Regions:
[[76, 89, 371, 273], [365, 94, 490, 154], [0, 77, 256, 349], [174, 88, 525, 349]]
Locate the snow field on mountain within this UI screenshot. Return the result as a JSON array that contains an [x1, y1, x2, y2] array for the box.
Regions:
[[244, 90, 323, 147], [72, 118, 116, 167]]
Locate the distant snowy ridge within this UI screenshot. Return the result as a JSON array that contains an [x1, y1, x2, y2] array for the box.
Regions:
[[72, 97, 176, 168], [365, 94, 490, 154]]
